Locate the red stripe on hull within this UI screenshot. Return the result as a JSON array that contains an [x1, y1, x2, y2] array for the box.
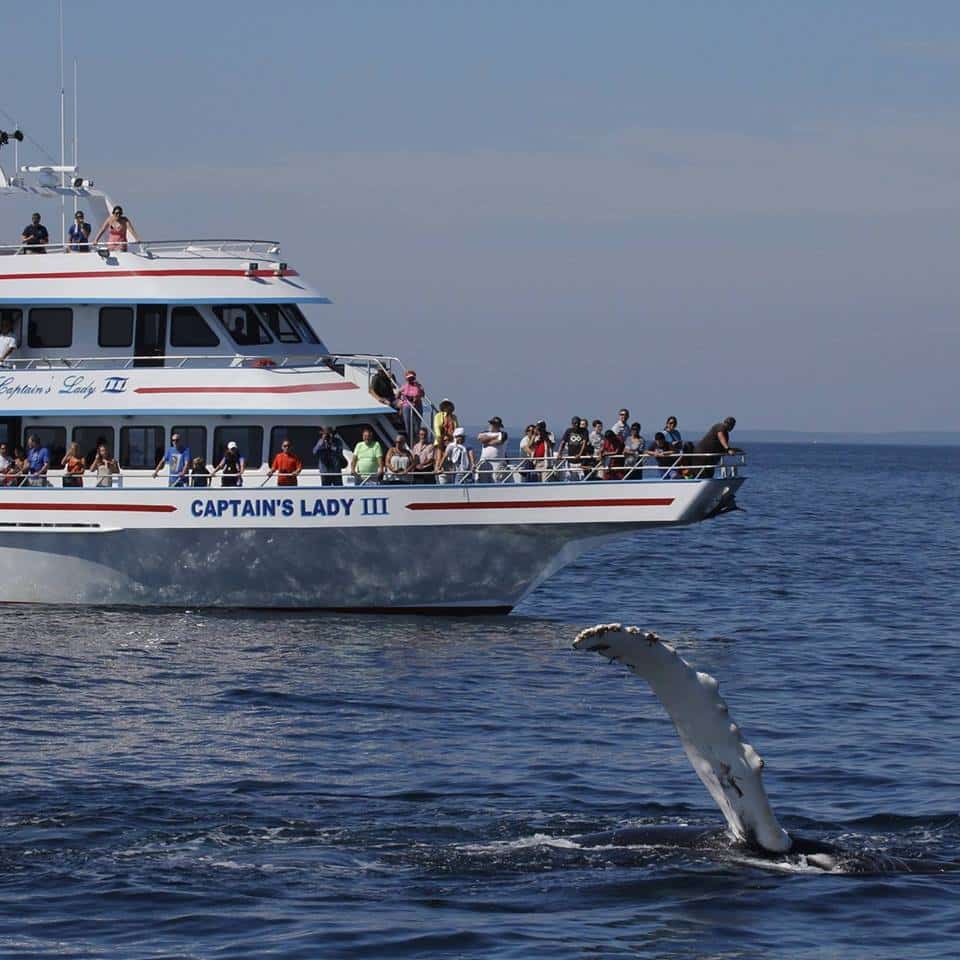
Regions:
[[0, 502, 176, 513], [0, 268, 299, 282], [134, 383, 358, 395], [406, 497, 674, 511]]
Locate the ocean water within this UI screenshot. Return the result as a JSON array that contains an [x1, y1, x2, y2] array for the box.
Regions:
[[0, 442, 957, 959]]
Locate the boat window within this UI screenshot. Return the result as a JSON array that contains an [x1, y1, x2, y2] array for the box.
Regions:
[[120, 426, 165, 469], [212, 305, 272, 346], [23, 426, 66, 469], [282, 304, 323, 346], [98, 307, 134, 348], [172, 426, 207, 463], [27, 308, 73, 349], [213, 426, 264, 469], [255, 304, 301, 344], [170, 306, 220, 348], [0, 308, 23, 347], [73, 426, 116, 466], [335, 424, 381, 452], [269, 426, 320, 465]]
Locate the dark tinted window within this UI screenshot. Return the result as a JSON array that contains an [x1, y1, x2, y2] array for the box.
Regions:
[[120, 426, 164, 469], [170, 306, 220, 348], [73, 426, 116, 466], [23, 426, 66, 469], [28, 309, 73, 348], [171, 426, 207, 463], [269, 426, 318, 464], [336, 423, 378, 452], [98, 307, 134, 347], [213, 426, 264, 469], [213, 305, 272, 346]]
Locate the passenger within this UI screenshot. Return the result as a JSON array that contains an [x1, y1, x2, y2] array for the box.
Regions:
[[664, 416, 682, 452], [438, 426, 474, 484], [518, 424, 537, 482], [693, 416, 739, 478], [267, 438, 303, 487], [385, 433, 415, 482], [312, 426, 345, 487], [646, 432, 675, 477], [622, 423, 646, 477], [397, 369, 425, 439], [67, 210, 91, 252], [12, 446, 29, 486], [533, 423, 555, 481], [589, 420, 604, 459], [476, 416, 508, 483], [0, 316, 17, 364], [535, 419, 555, 445], [350, 427, 384, 484], [20, 213, 49, 253], [61, 442, 85, 488], [432, 399, 459, 447], [152, 432, 191, 487], [600, 429, 625, 480], [370, 366, 398, 407], [559, 417, 590, 479], [25, 434, 50, 486], [212, 440, 245, 487], [189, 456, 212, 487], [679, 440, 697, 479], [611, 408, 631, 439], [411, 428, 436, 484], [94, 204, 138, 252], [0, 442, 11, 476], [91, 444, 119, 487]]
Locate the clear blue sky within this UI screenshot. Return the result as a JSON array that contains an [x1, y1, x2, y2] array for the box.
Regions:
[[2, 1, 959, 432]]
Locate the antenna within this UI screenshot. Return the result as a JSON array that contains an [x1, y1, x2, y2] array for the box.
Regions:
[[58, 0, 66, 243], [73, 56, 78, 215]]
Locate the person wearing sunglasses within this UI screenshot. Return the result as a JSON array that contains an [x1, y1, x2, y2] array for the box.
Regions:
[[67, 210, 92, 252], [94, 204, 139, 252]]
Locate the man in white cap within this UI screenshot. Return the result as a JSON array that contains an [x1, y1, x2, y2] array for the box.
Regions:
[[476, 416, 508, 483], [438, 426, 474, 484]]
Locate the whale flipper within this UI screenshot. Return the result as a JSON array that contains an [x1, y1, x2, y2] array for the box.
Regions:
[[574, 623, 792, 854]]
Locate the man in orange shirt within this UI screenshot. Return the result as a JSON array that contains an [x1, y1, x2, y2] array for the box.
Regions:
[[267, 439, 303, 487]]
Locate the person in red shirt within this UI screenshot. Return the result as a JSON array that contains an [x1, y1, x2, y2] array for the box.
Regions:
[[600, 430, 626, 480], [267, 439, 303, 487]]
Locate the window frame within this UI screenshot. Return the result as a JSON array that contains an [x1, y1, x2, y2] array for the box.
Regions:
[[212, 425, 264, 470], [72, 426, 116, 466], [120, 425, 166, 470], [212, 305, 273, 347], [22, 425, 67, 470]]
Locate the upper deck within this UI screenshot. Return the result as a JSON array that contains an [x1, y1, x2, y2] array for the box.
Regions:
[[0, 239, 331, 305]]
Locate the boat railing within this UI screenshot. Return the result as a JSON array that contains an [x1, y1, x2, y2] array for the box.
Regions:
[[0, 238, 284, 259], [4, 454, 746, 490]]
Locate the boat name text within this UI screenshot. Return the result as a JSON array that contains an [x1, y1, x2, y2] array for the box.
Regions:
[[189, 496, 390, 519], [0, 374, 129, 400]]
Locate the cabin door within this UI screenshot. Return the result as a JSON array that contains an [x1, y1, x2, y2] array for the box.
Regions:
[[134, 305, 167, 367]]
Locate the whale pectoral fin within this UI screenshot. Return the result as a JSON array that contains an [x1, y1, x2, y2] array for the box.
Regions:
[[574, 623, 792, 856]]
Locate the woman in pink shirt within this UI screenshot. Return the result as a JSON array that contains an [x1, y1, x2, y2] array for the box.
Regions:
[[95, 205, 139, 252], [397, 369, 425, 438]]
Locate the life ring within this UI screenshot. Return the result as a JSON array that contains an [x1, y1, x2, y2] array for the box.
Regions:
[[252, 357, 276, 368]]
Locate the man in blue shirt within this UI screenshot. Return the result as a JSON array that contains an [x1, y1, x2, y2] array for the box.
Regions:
[[67, 211, 91, 252], [25, 434, 49, 486], [152, 432, 191, 487]]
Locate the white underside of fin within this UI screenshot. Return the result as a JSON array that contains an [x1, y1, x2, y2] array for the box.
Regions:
[[574, 623, 792, 854]]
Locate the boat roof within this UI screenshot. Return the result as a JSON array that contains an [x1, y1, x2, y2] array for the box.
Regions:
[[0, 242, 331, 305]]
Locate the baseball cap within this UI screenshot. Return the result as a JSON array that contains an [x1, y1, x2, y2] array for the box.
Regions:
[[405, 370, 416, 379], [227, 441, 238, 450], [453, 427, 465, 438]]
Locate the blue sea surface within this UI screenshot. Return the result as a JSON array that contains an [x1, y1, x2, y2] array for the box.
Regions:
[[1, 442, 958, 958]]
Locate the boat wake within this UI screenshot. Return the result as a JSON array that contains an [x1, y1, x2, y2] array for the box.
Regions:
[[572, 623, 958, 875]]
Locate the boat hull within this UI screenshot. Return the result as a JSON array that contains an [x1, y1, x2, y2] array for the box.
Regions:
[[0, 477, 742, 609]]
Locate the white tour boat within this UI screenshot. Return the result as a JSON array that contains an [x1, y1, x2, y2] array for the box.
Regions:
[[0, 146, 745, 610]]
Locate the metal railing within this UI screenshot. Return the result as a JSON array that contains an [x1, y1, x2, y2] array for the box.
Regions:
[[0, 238, 283, 259], [0, 454, 745, 490]]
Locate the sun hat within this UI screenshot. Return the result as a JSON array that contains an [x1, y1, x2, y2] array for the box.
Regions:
[[405, 370, 416, 379]]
